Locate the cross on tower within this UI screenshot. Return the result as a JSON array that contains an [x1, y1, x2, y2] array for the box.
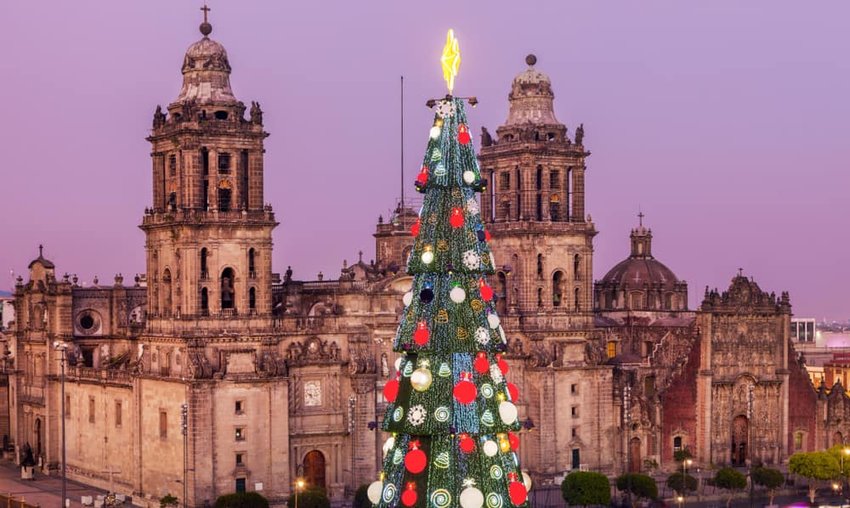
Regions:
[[38, 244, 43, 257], [738, 267, 744, 277], [201, 4, 211, 23], [637, 211, 645, 227]]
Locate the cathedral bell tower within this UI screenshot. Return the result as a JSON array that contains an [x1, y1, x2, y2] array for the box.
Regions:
[[478, 55, 596, 322], [141, 14, 277, 323]]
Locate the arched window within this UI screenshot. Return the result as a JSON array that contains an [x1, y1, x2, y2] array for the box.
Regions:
[[221, 268, 235, 310], [249, 287, 256, 311], [537, 254, 544, 278], [501, 200, 511, 222], [673, 436, 683, 451], [550, 194, 560, 221], [201, 148, 210, 175], [248, 248, 256, 277], [496, 272, 507, 314], [200, 248, 208, 279], [218, 186, 232, 212], [515, 166, 522, 219], [573, 254, 581, 280], [630, 292, 644, 309], [537, 288, 543, 308], [574, 287, 581, 311], [552, 271, 564, 307], [200, 287, 209, 315], [536, 166, 543, 190], [168, 192, 177, 211], [162, 269, 172, 316]]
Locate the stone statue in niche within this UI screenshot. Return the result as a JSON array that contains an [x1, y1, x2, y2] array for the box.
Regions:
[[481, 127, 493, 147], [250, 101, 263, 124], [153, 105, 166, 128], [575, 123, 585, 145]]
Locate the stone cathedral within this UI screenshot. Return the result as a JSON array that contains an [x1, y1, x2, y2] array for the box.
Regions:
[[5, 15, 849, 508]]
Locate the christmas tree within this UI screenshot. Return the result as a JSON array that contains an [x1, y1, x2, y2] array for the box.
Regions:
[[367, 30, 531, 508]]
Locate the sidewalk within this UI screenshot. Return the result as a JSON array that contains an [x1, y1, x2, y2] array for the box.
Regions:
[[0, 459, 108, 507]]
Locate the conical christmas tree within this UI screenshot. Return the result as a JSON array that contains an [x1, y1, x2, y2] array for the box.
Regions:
[[367, 30, 531, 508]]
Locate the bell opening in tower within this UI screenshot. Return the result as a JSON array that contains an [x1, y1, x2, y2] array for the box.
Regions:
[[221, 268, 236, 310]]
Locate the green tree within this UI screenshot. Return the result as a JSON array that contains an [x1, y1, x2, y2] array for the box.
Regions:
[[159, 493, 179, 508], [673, 449, 693, 463], [366, 36, 530, 508], [714, 467, 747, 507], [789, 450, 840, 504], [561, 471, 611, 507], [616, 473, 658, 501], [286, 488, 329, 508], [214, 492, 270, 508], [752, 467, 785, 506], [352, 484, 369, 508], [665, 472, 697, 495]]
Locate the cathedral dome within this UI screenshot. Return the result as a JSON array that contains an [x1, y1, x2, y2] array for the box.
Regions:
[[504, 54, 560, 126], [175, 22, 237, 105], [595, 221, 688, 312]]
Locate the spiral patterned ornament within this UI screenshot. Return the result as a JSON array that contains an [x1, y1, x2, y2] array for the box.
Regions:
[[434, 406, 450, 422], [431, 489, 452, 508], [486, 492, 504, 508], [382, 483, 397, 504]]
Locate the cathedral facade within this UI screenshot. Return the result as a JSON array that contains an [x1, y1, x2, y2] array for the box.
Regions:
[[5, 16, 849, 508]]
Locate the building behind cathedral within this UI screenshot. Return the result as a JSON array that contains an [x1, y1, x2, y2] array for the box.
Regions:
[[3, 15, 849, 508]]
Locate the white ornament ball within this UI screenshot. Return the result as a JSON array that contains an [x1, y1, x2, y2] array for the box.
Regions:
[[487, 313, 500, 329], [394, 357, 402, 372], [466, 198, 480, 215], [450, 286, 467, 303], [460, 486, 485, 508], [402, 291, 413, 307], [421, 250, 434, 265], [499, 401, 518, 424], [463, 170, 476, 185], [430, 126, 442, 139], [483, 439, 499, 457], [411, 368, 433, 392], [462, 250, 481, 270], [367, 480, 383, 504], [383, 436, 395, 457], [523, 471, 533, 492]]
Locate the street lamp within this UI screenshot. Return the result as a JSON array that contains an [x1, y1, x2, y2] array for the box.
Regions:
[[681, 458, 692, 507], [294, 464, 305, 508], [53, 341, 68, 508], [676, 495, 683, 508]]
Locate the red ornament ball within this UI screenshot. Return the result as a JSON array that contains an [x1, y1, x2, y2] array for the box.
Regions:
[[497, 355, 510, 375], [413, 321, 430, 346], [411, 219, 421, 237], [473, 352, 490, 374], [401, 488, 418, 507], [416, 166, 429, 185], [405, 448, 427, 474], [479, 280, 493, 302], [453, 378, 477, 405], [508, 432, 520, 451], [383, 378, 399, 403], [450, 207, 464, 228], [458, 124, 471, 145], [484, 230, 491, 241], [459, 434, 475, 454], [507, 382, 519, 402], [509, 480, 528, 506]]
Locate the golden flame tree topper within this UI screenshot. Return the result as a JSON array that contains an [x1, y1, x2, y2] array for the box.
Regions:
[[441, 29, 461, 93]]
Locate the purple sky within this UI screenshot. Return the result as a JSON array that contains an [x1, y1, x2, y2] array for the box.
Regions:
[[1, 2, 849, 320]]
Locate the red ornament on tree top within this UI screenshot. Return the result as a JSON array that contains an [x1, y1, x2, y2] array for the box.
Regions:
[[449, 207, 464, 228], [479, 279, 493, 302], [413, 321, 430, 346], [453, 371, 477, 404], [458, 123, 471, 145]]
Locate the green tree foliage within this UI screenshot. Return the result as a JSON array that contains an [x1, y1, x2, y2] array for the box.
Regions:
[[673, 449, 693, 463], [615, 473, 658, 501], [561, 471, 611, 506], [665, 472, 697, 495], [286, 488, 330, 508], [752, 467, 785, 506], [352, 484, 369, 508], [789, 451, 840, 503], [159, 494, 179, 508], [214, 492, 270, 508], [714, 467, 747, 507]]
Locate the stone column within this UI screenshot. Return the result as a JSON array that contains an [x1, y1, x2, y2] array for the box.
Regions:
[[350, 374, 378, 488]]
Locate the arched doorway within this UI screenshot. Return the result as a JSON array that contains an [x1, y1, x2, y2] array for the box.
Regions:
[[303, 450, 326, 491], [629, 437, 641, 472], [34, 418, 42, 458], [731, 415, 748, 466], [833, 431, 844, 447]]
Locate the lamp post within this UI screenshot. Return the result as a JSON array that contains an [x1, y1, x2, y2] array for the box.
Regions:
[[294, 464, 305, 508], [53, 341, 68, 508], [681, 458, 692, 508]]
